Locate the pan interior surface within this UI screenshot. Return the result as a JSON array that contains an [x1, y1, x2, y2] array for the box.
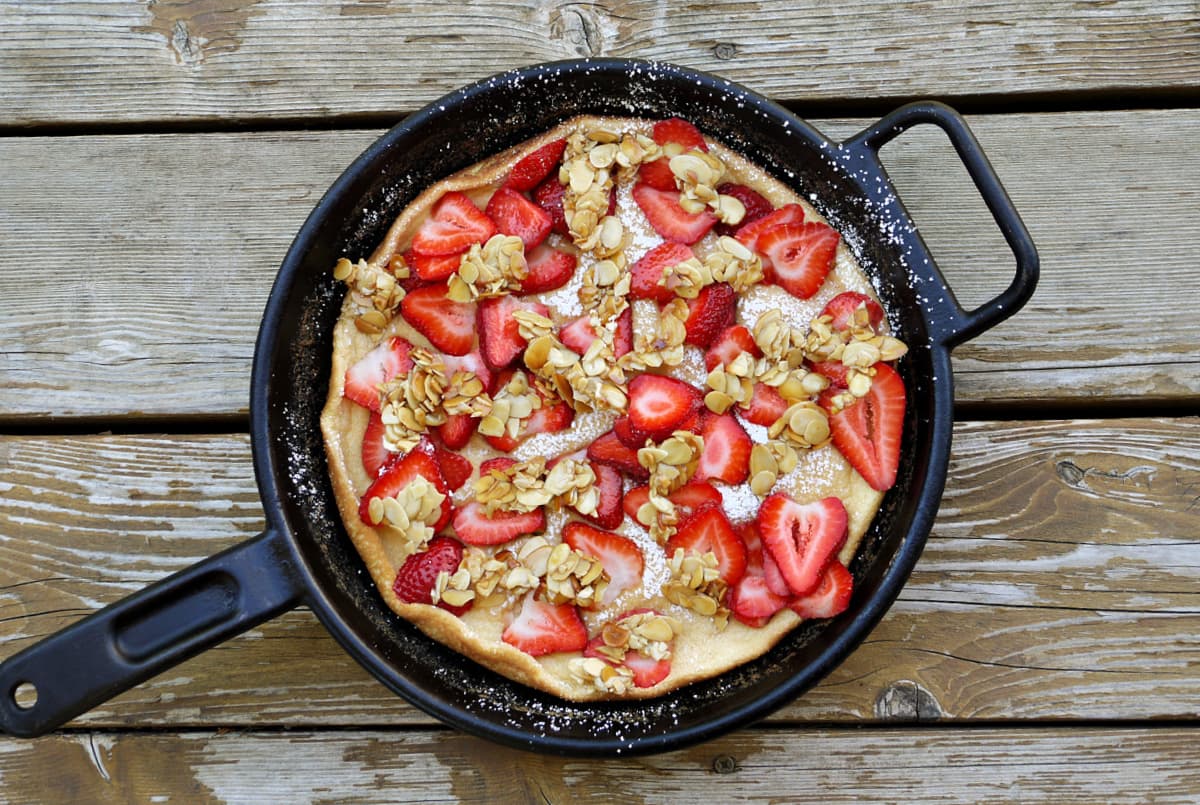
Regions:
[[256, 60, 949, 755]]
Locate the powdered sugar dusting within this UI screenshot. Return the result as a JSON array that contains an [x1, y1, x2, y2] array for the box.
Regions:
[[719, 482, 761, 525], [512, 409, 614, 462]]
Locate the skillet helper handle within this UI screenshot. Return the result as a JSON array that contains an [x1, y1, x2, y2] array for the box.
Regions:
[[0, 528, 304, 737], [846, 101, 1039, 347]]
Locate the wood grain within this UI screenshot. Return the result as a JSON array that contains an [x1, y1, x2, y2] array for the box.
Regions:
[[2, 1, 1199, 126], [0, 726, 1196, 804], [2, 110, 1198, 421], [0, 418, 1196, 727]]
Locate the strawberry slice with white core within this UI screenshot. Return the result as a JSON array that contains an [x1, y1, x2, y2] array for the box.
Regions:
[[440, 351, 493, 394], [358, 448, 452, 531], [627, 374, 703, 439], [400, 284, 476, 356], [821, 362, 905, 491], [632, 183, 717, 245], [361, 411, 396, 478], [452, 500, 545, 546], [485, 185, 553, 250], [665, 505, 748, 586], [741, 383, 789, 428], [502, 591, 588, 656], [790, 560, 853, 619], [411, 191, 497, 256], [704, 324, 760, 372], [558, 309, 632, 359], [343, 336, 414, 411], [563, 522, 645, 605], [755, 221, 840, 300], [694, 412, 751, 485], [479, 296, 550, 370], [757, 494, 848, 596], [518, 243, 577, 294], [735, 203, 807, 256]]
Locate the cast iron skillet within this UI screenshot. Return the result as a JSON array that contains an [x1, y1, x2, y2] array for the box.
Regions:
[[0, 59, 1036, 756]]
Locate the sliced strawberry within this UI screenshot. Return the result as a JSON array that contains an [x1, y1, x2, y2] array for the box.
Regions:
[[756, 221, 839, 300], [821, 362, 905, 491], [622, 480, 723, 528], [343, 336, 414, 410], [427, 442, 472, 492], [587, 429, 650, 482], [728, 574, 790, 628], [519, 243, 577, 294], [666, 505, 747, 586], [654, 118, 709, 152], [683, 283, 737, 348], [408, 250, 464, 282], [637, 158, 678, 192], [502, 592, 588, 656], [713, 183, 774, 238], [400, 284, 476, 356], [486, 185, 552, 250], [613, 415, 650, 449], [578, 462, 625, 531], [483, 373, 574, 452], [627, 374, 703, 439], [433, 413, 473, 450], [735, 203, 807, 256], [694, 412, 751, 484], [738, 520, 765, 575], [532, 175, 569, 236], [411, 191, 496, 256], [809, 359, 850, 389], [558, 315, 598, 355], [479, 296, 549, 370], [563, 521, 644, 604], [479, 456, 518, 477], [582, 632, 671, 688], [757, 494, 848, 596], [790, 560, 853, 619], [632, 183, 717, 245], [761, 541, 792, 598], [392, 535, 470, 614], [505, 138, 567, 192], [361, 411, 396, 478], [630, 242, 696, 303], [821, 291, 884, 332], [452, 500, 545, 546], [741, 383, 789, 427], [704, 324, 760, 371], [359, 448, 452, 531]]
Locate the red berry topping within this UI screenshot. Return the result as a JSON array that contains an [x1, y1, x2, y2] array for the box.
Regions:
[[519, 243, 577, 294], [587, 429, 650, 482], [502, 592, 588, 656], [622, 481, 723, 529], [452, 500, 545, 546], [361, 411, 396, 479], [359, 448, 452, 531], [694, 412, 751, 484], [757, 494, 848, 596], [632, 183, 717, 245], [411, 191, 496, 256], [563, 521, 645, 605], [627, 374, 704, 439], [755, 221, 839, 300], [683, 283, 738, 348], [713, 183, 774, 237], [666, 505, 748, 586], [741, 383, 790, 427], [630, 242, 696, 303], [343, 336, 414, 411], [704, 325, 760, 372], [408, 250, 465, 282], [820, 362, 905, 491], [505, 138, 567, 192], [821, 291, 885, 332], [485, 185, 553, 250], [576, 461, 625, 531], [790, 560, 853, 619], [653, 118, 709, 152], [392, 535, 470, 614], [478, 296, 550, 370], [400, 284, 476, 356]]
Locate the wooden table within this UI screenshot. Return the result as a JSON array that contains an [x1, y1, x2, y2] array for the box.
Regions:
[[2, 2, 1198, 801]]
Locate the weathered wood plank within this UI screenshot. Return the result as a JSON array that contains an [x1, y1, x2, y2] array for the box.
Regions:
[[0, 727, 1197, 803], [0, 419, 1196, 727], [3, 110, 1198, 420], [2, 1, 1198, 126]]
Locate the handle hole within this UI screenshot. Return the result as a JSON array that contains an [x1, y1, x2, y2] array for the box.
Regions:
[[13, 681, 37, 710]]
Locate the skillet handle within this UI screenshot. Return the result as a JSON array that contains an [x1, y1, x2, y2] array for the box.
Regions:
[[844, 101, 1039, 348], [0, 528, 304, 737]]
